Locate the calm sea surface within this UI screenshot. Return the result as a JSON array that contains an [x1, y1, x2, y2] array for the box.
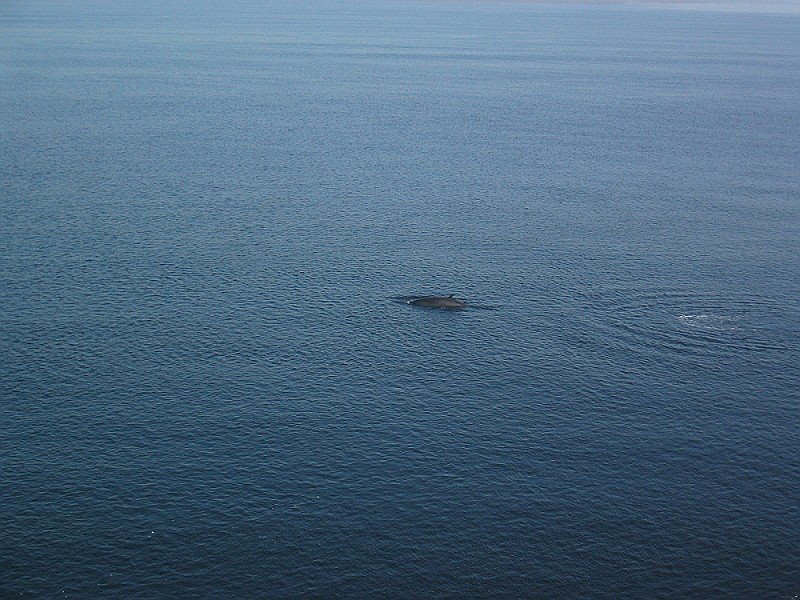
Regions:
[[1, 0, 799, 597]]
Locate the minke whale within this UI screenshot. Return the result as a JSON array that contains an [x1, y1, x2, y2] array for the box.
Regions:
[[407, 294, 467, 309]]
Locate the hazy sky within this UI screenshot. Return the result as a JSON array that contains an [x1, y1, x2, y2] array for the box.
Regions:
[[483, 0, 800, 13], [623, 0, 799, 11]]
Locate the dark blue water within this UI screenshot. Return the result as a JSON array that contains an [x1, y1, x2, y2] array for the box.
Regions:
[[2, 1, 799, 597]]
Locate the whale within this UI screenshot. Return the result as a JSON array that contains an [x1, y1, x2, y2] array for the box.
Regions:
[[408, 294, 467, 309]]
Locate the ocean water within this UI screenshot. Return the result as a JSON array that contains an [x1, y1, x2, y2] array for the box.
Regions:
[[1, 0, 799, 597]]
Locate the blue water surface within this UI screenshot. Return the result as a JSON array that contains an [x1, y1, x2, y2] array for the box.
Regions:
[[1, 0, 799, 597]]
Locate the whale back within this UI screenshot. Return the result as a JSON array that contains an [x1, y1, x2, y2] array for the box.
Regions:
[[409, 295, 466, 309]]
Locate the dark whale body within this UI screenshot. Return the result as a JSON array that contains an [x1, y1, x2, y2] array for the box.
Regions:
[[408, 295, 467, 309]]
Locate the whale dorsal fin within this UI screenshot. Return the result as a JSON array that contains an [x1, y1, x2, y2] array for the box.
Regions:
[[448, 294, 454, 298]]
